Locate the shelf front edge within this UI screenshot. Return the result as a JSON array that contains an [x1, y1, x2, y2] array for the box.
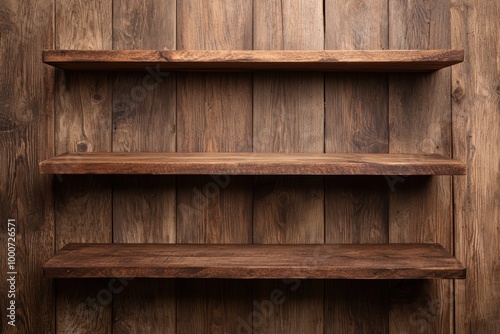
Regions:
[[43, 243, 466, 280], [42, 49, 464, 71], [39, 153, 466, 176]]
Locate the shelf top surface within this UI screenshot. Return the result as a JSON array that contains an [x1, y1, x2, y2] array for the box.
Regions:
[[44, 243, 466, 279], [43, 49, 464, 71], [39, 152, 466, 175]]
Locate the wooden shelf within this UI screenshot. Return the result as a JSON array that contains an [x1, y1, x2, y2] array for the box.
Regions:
[[39, 152, 466, 175], [43, 243, 466, 279], [43, 50, 464, 71]]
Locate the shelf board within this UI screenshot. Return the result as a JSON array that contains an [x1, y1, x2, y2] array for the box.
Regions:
[[43, 50, 464, 71], [39, 152, 466, 175], [43, 243, 466, 279]]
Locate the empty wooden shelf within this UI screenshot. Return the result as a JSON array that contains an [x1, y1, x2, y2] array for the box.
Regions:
[[43, 49, 464, 71], [39, 152, 466, 175], [43, 243, 466, 279]]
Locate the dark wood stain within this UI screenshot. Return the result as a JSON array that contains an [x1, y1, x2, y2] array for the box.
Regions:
[[0, 0, 55, 332], [175, 1, 253, 333], [42, 49, 464, 71], [324, 1, 391, 332], [388, 1, 454, 333], [110, 0, 177, 332], [53, 0, 113, 332], [39, 152, 466, 175], [44, 244, 466, 279], [4, 0, 500, 333], [252, 0, 325, 332], [452, 0, 500, 332]]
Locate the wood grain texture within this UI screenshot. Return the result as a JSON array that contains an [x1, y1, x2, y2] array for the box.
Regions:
[[388, 1, 454, 333], [40, 152, 466, 175], [111, 1, 177, 333], [324, 0, 390, 332], [42, 49, 464, 71], [4, 0, 500, 332], [452, 0, 500, 332], [54, 0, 112, 333], [326, 280, 388, 334], [176, 1, 253, 333], [253, 0, 324, 333], [0, 0, 54, 333], [44, 243, 466, 279]]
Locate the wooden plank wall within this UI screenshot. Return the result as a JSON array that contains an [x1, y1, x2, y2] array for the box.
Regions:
[[253, 1, 324, 333], [1, 0, 499, 333], [176, 1, 253, 333], [388, 2, 454, 333], [111, 0, 177, 333], [451, 0, 500, 332], [54, 0, 113, 332], [324, 1, 389, 332], [0, 0, 55, 332]]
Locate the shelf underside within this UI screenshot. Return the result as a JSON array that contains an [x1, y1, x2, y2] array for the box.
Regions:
[[44, 243, 466, 279], [43, 49, 464, 71], [39, 153, 466, 175]]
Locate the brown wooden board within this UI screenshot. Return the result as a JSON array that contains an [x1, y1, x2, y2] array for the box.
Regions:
[[452, 0, 500, 332], [5, 0, 500, 333], [40, 152, 466, 175], [110, 0, 177, 333], [252, 0, 325, 332], [43, 49, 464, 71], [388, 1, 455, 333], [175, 1, 253, 333], [44, 243, 466, 279], [0, 0, 54, 332], [54, 0, 113, 332], [324, 0, 390, 332]]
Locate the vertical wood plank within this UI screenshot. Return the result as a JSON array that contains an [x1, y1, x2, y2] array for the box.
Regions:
[[324, 0, 389, 332], [0, 0, 54, 333], [388, 1, 453, 333], [452, 0, 500, 332], [176, 0, 253, 333], [54, 0, 112, 332], [111, 1, 177, 333], [252, 0, 324, 333]]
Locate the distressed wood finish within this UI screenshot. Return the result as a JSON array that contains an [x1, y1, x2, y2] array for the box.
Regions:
[[324, 0, 390, 332], [388, 1, 454, 333], [111, 1, 177, 333], [54, 1, 113, 333], [452, 0, 500, 332], [8, 0, 500, 332], [44, 243, 466, 279], [175, 1, 253, 333], [40, 152, 466, 175], [5, 0, 500, 334], [0, 0, 54, 332], [42, 49, 464, 71], [252, 0, 325, 333]]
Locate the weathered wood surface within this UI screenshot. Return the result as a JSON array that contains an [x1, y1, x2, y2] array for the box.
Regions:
[[8, 0, 500, 332], [111, 0, 177, 332], [44, 243, 466, 279], [40, 152, 466, 175], [0, 0, 54, 333], [54, 0, 113, 333], [43, 49, 464, 71], [452, 0, 500, 332], [175, 1, 253, 333], [388, 1, 454, 333], [324, 0, 390, 332], [252, 0, 325, 332]]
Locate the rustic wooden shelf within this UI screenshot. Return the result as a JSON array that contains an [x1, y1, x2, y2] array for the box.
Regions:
[[39, 152, 466, 175], [43, 243, 466, 279], [43, 49, 464, 71]]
